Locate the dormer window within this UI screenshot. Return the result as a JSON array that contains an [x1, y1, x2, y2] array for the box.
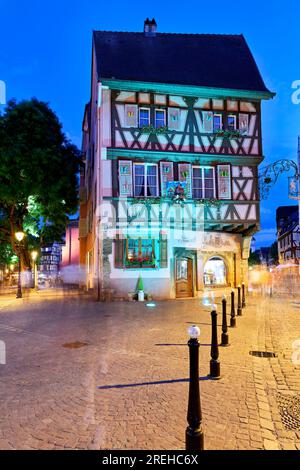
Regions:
[[139, 108, 150, 127]]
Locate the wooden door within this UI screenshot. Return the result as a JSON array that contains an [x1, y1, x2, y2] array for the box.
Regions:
[[175, 257, 193, 298]]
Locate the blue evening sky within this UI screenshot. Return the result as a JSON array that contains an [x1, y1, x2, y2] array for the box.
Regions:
[[1, 0, 299, 248]]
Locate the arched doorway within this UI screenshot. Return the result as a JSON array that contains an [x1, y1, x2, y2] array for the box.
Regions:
[[203, 257, 227, 286]]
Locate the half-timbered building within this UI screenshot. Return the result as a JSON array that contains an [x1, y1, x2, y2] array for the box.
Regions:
[[79, 19, 274, 299], [277, 206, 300, 263]]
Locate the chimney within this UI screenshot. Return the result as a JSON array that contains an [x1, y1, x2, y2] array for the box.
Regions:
[[144, 18, 150, 34], [144, 17, 157, 37]]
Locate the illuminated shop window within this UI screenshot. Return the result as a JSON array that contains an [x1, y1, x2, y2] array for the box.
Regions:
[[203, 257, 227, 286]]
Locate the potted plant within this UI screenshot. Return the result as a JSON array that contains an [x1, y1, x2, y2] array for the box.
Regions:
[[137, 275, 145, 302]]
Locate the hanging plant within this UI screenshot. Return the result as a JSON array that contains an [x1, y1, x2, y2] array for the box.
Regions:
[[139, 125, 169, 135], [195, 199, 222, 208], [131, 197, 160, 206], [216, 129, 243, 139]]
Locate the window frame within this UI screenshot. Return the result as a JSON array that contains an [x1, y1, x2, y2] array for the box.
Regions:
[[154, 108, 166, 128], [139, 107, 150, 127], [125, 237, 157, 269], [192, 166, 216, 200], [133, 162, 159, 198], [213, 113, 223, 133], [227, 114, 237, 131]]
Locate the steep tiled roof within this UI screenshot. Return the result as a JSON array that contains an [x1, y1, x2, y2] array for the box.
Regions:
[[93, 31, 272, 93]]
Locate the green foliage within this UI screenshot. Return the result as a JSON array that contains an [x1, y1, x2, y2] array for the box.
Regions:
[[137, 275, 144, 292], [0, 243, 16, 266], [216, 129, 243, 139], [0, 98, 80, 265], [248, 251, 261, 266], [139, 125, 169, 135]]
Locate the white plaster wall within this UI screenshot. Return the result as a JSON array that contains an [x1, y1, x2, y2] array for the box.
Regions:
[[106, 230, 243, 299]]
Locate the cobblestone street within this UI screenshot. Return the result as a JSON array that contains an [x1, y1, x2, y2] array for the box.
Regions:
[[0, 290, 300, 450]]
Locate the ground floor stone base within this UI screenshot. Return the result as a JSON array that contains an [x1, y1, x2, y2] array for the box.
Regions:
[[90, 231, 251, 300]]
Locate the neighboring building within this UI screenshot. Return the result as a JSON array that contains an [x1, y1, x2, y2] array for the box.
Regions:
[[39, 243, 62, 279], [79, 19, 274, 299], [61, 219, 80, 268], [277, 205, 300, 263]]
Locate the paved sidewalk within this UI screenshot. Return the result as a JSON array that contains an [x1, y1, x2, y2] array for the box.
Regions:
[[0, 292, 299, 450]]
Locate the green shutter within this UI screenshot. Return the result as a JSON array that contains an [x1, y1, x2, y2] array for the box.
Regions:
[[178, 163, 192, 198], [114, 235, 124, 268], [160, 162, 174, 197], [159, 233, 168, 268], [119, 160, 133, 197]]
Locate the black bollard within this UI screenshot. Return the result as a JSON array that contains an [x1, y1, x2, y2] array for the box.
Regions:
[[221, 295, 229, 346], [209, 306, 221, 380], [237, 285, 242, 316], [242, 282, 246, 308], [186, 325, 204, 451], [230, 290, 236, 328]]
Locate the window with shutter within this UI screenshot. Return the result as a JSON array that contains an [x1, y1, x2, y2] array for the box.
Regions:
[[168, 108, 180, 130], [202, 111, 213, 133], [139, 108, 150, 127], [213, 114, 223, 132], [133, 163, 158, 197], [124, 238, 157, 268], [154, 109, 166, 128], [192, 167, 216, 199], [227, 115, 237, 131], [178, 163, 192, 198], [119, 160, 133, 197], [160, 162, 174, 197], [124, 105, 138, 127]]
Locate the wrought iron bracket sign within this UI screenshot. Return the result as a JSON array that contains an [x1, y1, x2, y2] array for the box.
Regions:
[[258, 159, 299, 200]]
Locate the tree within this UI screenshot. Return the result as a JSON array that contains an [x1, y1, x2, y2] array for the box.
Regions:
[[0, 243, 17, 267], [0, 98, 80, 268], [248, 250, 261, 266]]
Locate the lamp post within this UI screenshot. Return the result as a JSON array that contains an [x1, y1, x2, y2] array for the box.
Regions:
[[31, 251, 38, 289], [15, 231, 25, 299], [186, 325, 204, 451]]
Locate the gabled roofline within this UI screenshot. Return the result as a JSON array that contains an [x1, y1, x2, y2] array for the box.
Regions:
[[101, 78, 275, 101]]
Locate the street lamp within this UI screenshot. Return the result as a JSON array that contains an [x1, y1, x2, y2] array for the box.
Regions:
[[31, 250, 38, 289], [186, 325, 204, 451], [15, 231, 25, 299]]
